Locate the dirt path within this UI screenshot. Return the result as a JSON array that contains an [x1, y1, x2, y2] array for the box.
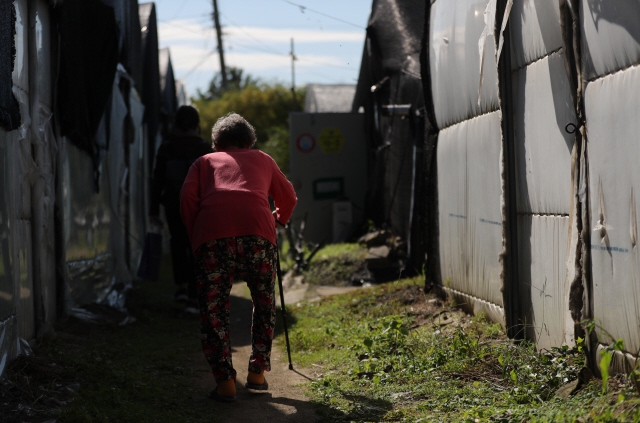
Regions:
[[193, 282, 320, 422]]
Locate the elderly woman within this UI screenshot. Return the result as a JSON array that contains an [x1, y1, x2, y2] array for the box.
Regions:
[[180, 112, 297, 402]]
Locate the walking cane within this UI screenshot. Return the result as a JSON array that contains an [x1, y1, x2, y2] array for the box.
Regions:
[[275, 221, 294, 370]]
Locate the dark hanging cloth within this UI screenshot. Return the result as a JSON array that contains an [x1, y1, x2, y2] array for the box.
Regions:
[[351, 0, 427, 271], [102, 0, 143, 86], [0, 0, 20, 131], [56, 0, 119, 157]]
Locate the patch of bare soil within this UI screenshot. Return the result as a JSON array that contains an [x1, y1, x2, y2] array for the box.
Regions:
[[303, 254, 367, 288], [193, 283, 321, 422]]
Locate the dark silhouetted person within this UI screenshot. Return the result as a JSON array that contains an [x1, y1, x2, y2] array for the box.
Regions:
[[150, 105, 212, 313]]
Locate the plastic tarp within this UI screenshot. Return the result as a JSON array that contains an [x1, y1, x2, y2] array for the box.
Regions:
[[517, 215, 570, 349], [437, 111, 503, 307], [0, 317, 17, 376], [56, 0, 119, 158], [304, 84, 356, 113], [128, 88, 146, 271], [0, 0, 20, 130], [587, 65, 640, 352], [106, 66, 131, 287], [0, 130, 13, 320], [61, 64, 146, 310], [580, 0, 640, 81], [102, 0, 143, 86], [31, 0, 57, 331], [9, 0, 35, 342], [139, 2, 161, 167], [506, 0, 577, 347], [60, 136, 114, 309], [429, 0, 500, 130], [512, 51, 576, 215], [509, 0, 563, 70], [350, 0, 426, 269]]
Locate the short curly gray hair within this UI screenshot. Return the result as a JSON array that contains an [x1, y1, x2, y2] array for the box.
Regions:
[[211, 112, 257, 150]]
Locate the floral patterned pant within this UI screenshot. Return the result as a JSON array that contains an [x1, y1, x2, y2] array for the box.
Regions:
[[194, 236, 277, 382]]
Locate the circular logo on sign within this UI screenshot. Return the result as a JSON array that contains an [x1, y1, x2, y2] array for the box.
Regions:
[[296, 133, 316, 153], [318, 127, 345, 154]]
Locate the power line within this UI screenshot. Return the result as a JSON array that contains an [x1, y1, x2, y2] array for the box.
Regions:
[[220, 13, 288, 56], [157, 19, 213, 36], [169, 0, 192, 20], [280, 0, 365, 29], [181, 51, 216, 79], [297, 55, 355, 70], [219, 16, 356, 71]]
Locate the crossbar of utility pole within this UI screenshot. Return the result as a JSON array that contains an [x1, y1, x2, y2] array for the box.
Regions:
[[212, 0, 227, 89]]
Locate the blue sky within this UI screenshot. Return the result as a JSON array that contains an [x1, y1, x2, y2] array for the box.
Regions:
[[153, 0, 372, 97]]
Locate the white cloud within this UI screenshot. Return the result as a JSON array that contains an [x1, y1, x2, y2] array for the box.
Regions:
[[169, 45, 349, 78], [158, 19, 362, 92], [158, 19, 364, 46]]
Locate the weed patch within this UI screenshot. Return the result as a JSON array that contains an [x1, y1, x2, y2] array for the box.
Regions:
[[287, 278, 640, 422]]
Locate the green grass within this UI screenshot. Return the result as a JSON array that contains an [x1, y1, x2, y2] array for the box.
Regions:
[[314, 243, 367, 261], [286, 278, 640, 422]]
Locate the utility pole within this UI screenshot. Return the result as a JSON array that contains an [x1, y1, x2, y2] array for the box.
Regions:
[[290, 38, 297, 108], [212, 0, 227, 89]]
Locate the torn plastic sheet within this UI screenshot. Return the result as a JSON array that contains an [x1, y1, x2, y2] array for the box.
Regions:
[[35, 105, 57, 252], [107, 66, 132, 285], [16, 337, 32, 356], [70, 301, 136, 327], [12, 85, 38, 219], [478, 0, 513, 106], [0, 315, 17, 378]]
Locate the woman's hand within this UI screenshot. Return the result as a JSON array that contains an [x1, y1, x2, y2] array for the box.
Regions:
[[273, 210, 285, 228]]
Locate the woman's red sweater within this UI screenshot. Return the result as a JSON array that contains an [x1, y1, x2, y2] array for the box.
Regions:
[[180, 148, 297, 252]]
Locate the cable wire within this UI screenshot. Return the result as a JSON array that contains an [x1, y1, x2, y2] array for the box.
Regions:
[[181, 51, 217, 79], [280, 0, 365, 29]]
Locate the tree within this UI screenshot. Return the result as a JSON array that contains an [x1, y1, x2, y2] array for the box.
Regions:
[[197, 66, 259, 100]]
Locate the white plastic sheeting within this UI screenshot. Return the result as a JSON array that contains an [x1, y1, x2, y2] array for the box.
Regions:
[[12, 0, 28, 94], [580, 0, 640, 81], [587, 65, 640, 352], [107, 66, 131, 286], [0, 132, 12, 320], [512, 51, 576, 215], [429, 0, 500, 129], [31, 0, 57, 329], [438, 111, 504, 307], [60, 137, 114, 308], [517, 215, 570, 349], [13, 219, 32, 339], [509, 0, 563, 70], [10, 0, 35, 342], [0, 317, 17, 377]]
